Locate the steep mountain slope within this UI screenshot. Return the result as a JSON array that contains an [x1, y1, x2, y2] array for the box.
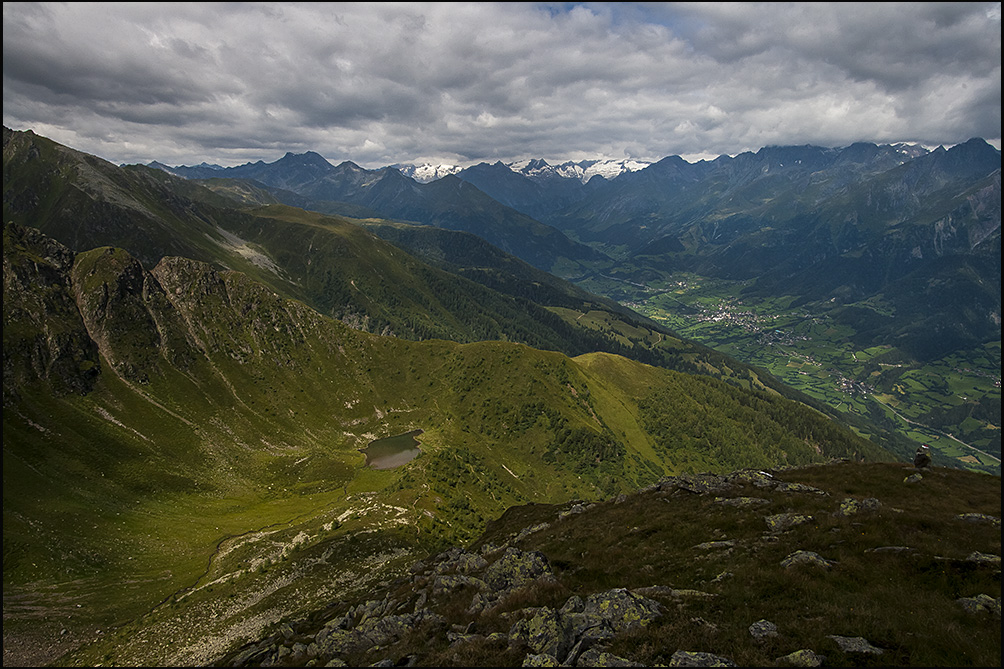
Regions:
[[3, 128, 237, 270], [1, 127, 631, 352], [4, 126, 996, 668], [3, 222, 889, 666], [7, 127, 885, 427]]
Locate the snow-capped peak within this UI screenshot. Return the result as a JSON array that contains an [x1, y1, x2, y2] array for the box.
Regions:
[[392, 163, 463, 183], [392, 158, 651, 184], [508, 158, 651, 183], [578, 159, 651, 182]]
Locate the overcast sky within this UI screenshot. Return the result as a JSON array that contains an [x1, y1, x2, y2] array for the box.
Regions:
[[3, 2, 1001, 169]]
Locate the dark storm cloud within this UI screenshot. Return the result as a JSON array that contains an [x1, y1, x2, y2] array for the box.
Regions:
[[3, 2, 999, 168]]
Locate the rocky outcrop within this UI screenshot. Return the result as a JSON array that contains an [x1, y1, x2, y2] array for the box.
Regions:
[[508, 588, 663, 665], [645, 469, 830, 497], [3, 221, 100, 401], [958, 513, 1002, 528], [224, 545, 668, 668], [216, 465, 1001, 668]]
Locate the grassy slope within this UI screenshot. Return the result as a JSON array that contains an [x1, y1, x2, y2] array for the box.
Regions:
[[204, 461, 1000, 668], [3, 129, 727, 372], [3, 223, 889, 666], [456, 462, 1000, 668], [4, 128, 923, 665], [4, 128, 913, 468]]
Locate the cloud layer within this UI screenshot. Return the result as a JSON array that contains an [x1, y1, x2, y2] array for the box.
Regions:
[[3, 2, 1000, 167]]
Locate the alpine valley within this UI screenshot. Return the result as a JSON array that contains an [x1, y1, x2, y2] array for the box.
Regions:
[[2, 127, 1000, 667], [154, 134, 1002, 472]]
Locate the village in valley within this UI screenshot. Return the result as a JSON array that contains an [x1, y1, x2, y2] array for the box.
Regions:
[[588, 272, 1001, 473]]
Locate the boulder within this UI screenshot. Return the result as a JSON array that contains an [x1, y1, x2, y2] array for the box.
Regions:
[[826, 635, 884, 655], [748, 619, 778, 640], [435, 549, 488, 575], [714, 496, 770, 508], [634, 585, 715, 600], [509, 589, 662, 666], [312, 609, 443, 659], [775, 649, 825, 666], [780, 551, 836, 569], [432, 573, 487, 596], [956, 513, 1001, 527], [865, 546, 916, 554], [482, 547, 554, 593], [515, 606, 576, 659], [574, 647, 645, 666], [957, 594, 1001, 617], [765, 513, 813, 533], [731, 470, 777, 488], [668, 650, 737, 666], [559, 503, 594, 519], [964, 552, 1001, 567], [772, 482, 827, 495], [581, 588, 663, 632], [836, 497, 881, 516]]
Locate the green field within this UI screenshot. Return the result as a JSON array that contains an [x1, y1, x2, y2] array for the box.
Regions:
[[578, 272, 1001, 474]]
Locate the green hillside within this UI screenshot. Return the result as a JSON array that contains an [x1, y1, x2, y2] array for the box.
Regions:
[[3, 221, 889, 666], [0, 127, 758, 376], [6, 126, 912, 463]]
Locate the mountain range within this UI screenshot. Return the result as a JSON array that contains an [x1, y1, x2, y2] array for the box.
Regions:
[[2, 126, 999, 666], [153, 139, 1000, 365]]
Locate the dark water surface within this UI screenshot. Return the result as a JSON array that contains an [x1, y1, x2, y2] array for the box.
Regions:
[[361, 429, 423, 469]]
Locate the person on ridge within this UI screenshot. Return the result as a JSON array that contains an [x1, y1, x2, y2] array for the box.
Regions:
[[914, 444, 932, 471]]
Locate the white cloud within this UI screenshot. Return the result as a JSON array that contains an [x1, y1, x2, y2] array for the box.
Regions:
[[3, 2, 1000, 167]]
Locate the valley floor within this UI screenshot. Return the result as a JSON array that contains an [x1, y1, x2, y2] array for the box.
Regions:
[[578, 271, 1002, 475]]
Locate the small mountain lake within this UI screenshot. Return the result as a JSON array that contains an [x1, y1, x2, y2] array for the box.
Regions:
[[361, 429, 423, 469]]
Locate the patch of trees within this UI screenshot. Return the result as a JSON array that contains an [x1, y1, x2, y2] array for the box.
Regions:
[[638, 375, 879, 469]]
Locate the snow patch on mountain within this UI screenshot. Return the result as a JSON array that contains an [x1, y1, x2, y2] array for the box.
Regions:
[[392, 163, 463, 183], [509, 158, 651, 183], [393, 158, 651, 184], [578, 159, 651, 183]]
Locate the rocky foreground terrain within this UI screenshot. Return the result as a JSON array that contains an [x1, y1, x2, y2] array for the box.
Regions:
[[215, 462, 1001, 668]]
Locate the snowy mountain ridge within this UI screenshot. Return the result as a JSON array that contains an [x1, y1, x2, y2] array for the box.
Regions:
[[392, 158, 651, 184], [391, 163, 464, 183]]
